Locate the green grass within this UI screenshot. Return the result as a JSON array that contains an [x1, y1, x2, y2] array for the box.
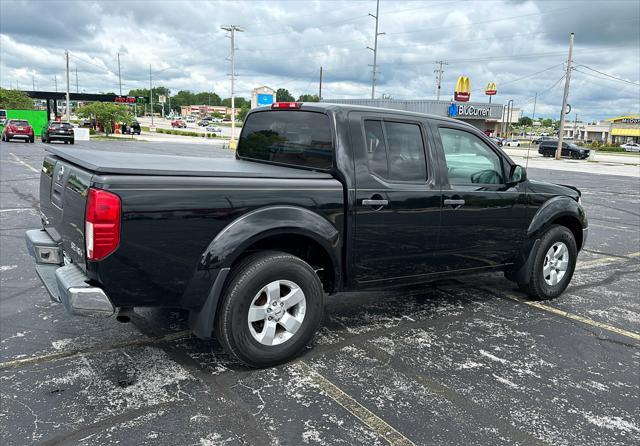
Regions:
[[155, 128, 222, 138]]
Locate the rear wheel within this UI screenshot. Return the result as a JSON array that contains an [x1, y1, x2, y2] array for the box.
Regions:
[[29, 136, 34, 143], [70, 139, 74, 145], [518, 225, 577, 300], [216, 251, 325, 368]]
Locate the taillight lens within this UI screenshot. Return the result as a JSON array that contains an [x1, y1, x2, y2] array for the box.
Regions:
[[271, 102, 302, 109], [85, 188, 121, 261]]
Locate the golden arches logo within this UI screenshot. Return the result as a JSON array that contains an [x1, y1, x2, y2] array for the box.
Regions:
[[485, 82, 497, 96], [454, 76, 470, 102]]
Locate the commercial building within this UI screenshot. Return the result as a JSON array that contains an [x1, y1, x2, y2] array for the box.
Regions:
[[607, 115, 639, 144], [562, 115, 639, 144], [322, 98, 517, 136], [180, 105, 238, 118]]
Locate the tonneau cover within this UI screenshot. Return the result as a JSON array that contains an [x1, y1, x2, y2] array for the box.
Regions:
[[46, 147, 333, 179]]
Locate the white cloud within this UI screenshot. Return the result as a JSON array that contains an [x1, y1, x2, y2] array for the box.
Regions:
[[0, 0, 638, 120]]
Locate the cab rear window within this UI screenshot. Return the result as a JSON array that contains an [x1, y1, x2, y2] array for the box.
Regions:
[[238, 111, 333, 170]]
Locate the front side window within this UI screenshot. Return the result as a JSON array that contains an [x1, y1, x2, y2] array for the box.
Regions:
[[439, 127, 504, 184], [237, 111, 333, 169], [363, 120, 427, 182]]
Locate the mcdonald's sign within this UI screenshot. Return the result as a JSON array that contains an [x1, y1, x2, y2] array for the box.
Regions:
[[454, 76, 470, 102], [485, 82, 497, 96]]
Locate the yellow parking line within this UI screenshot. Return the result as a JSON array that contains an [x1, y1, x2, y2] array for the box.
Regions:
[[0, 330, 191, 370], [8, 152, 40, 173], [504, 294, 640, 342], [296, 361, 415, 446], [578, 251, 640, 269]]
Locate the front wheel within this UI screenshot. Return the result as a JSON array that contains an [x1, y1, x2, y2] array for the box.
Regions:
[[216, 251, 325, 368], [518, 225, 577, 300]]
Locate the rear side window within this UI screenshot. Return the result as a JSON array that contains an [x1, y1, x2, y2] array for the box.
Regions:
[[238, 111, 333, 170], [363, 120, 427, 182]]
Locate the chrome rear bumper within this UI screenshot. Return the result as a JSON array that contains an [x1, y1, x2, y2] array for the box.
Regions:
[[25, 229, 114, 317]]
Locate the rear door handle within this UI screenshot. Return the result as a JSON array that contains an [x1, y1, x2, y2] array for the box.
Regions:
[[444, 199, 465, 206], [362, 199, 388, 206]]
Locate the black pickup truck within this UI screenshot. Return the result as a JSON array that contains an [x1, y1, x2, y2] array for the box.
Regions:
[[26, 102, 588, 367]]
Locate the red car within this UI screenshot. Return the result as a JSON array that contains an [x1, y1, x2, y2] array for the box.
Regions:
[[171, 120, 186, 128], [2, 119, 35, 143]]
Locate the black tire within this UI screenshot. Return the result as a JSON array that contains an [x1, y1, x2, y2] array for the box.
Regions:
[[70, 139, 74, 145], [42, 135, 47, 143], [216, 251, 325, 368], [64, 140, 69, 144], [29, 136, 34, 143], [519, 225, 577, 300]]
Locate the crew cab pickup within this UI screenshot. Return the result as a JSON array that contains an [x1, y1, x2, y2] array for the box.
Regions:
[[26, 102, 588, 367]]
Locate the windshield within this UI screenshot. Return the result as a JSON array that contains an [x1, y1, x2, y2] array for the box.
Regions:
[[238, 110, 333, 170]]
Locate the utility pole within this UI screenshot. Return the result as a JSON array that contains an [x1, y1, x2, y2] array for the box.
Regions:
[[32, 76, 35, 91], [75, 66, 79, 93], [65, 50, 71, 122], [117, 52, 122, 96], [221, 25, 244, 145], [54, 75, 58, 92], [149, 64, 154, 126], [556, 32, 574, 160], [573, 113, 578, 140], [367, 0, 384, 99], [434, 60, 447, 101], [319, 66, 323, 100], [530, 92, 537, 145]]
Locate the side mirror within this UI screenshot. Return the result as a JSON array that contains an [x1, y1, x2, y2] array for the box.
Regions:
[[509, 164, 527, 184]]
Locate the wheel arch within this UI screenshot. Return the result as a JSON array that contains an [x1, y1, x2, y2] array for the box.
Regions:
[[198, 205, 342, 292], [527, 196, 587, 251]]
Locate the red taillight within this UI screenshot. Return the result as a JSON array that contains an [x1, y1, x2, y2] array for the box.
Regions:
[[271, 102, 302, 109], [85, 188, 121, 261]]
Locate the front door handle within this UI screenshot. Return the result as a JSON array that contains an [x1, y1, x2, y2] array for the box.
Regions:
[[444, 199, 465, 206], [362, 199, 388, 206]]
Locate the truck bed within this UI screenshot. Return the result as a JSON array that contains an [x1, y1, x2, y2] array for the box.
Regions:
[[45, 146, 334, 179]]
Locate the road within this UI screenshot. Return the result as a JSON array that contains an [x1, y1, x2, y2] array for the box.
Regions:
[[1, 139, 638, 445]]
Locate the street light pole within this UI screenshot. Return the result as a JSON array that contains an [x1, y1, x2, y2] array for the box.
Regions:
[[65, 50, 71, 122], [149, 64, 154, 126]]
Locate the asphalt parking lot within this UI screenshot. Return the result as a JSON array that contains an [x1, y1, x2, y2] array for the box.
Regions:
[[1, 139, 638, 445]]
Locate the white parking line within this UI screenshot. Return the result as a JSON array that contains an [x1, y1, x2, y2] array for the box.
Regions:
[[296, 361, 415, 446], [0, 208, 36, 213], [8, 152, 40, 173]]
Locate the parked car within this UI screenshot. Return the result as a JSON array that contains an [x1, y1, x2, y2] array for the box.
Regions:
[[490, 137, 503, 147], [41, 122, 74, 144], [198, 119, 211, 127], [210, 117, 223, 123], [121, 121, 141, 135], [2, 119, 34, 143], [26, 102, 588, 367], [532, 136, 556, 144], [206, 125, 222, 133], [0, 109, 6, 126], [186, 116, 196, 123], [504, 139, 521, 147], [538, 140, 590, 159], [620, 142, 640, 152], [171, 120, 187, 128]]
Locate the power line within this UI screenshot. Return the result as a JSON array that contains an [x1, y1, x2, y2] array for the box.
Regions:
[[470, 63, 564, 92], [574, 64, 639, 86], [386, 5, 575, 36]]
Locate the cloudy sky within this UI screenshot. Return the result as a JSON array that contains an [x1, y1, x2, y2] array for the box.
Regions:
[[1, 0, 638, 121]]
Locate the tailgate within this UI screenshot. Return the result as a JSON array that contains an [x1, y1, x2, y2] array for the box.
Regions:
[[40, 155, 93, 271]]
